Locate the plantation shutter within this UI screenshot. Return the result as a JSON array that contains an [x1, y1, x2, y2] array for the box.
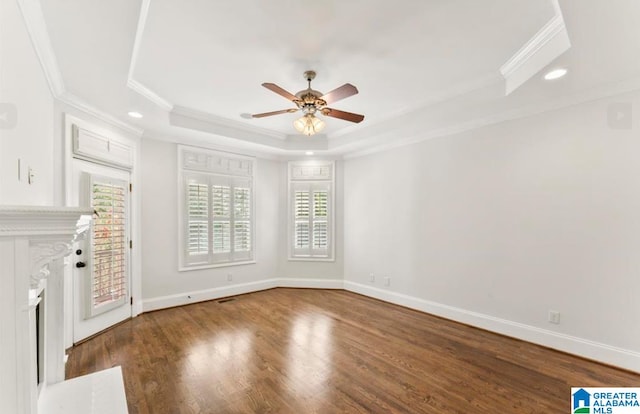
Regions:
[[186, 178, 209, 262], [291, 182, 331, 258], [187, 182, 209, 256], [233, 178, 252, 260], [90, 176, 128, 314], [312, 190, 329, 252], [182, 171, 253, 266], [294, 190, 310, 249], [211, 176, 232, 262]]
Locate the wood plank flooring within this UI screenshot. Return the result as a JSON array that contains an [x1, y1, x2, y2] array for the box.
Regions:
[[66, 288, 640, 413]]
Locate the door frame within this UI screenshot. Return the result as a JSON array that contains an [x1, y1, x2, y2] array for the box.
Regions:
[[63, 113, 142, 348], [72, 165, 131, 342]]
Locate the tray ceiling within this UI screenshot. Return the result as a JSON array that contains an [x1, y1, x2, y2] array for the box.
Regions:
[[35, 0, 640, 155]]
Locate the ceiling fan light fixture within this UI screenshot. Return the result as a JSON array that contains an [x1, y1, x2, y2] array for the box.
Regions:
[[294, 114, 325, 136]]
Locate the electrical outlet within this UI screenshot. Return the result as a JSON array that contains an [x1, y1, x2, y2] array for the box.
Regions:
[[548, 310, 560, 324], [383, 276, 390, 287], [369, 273, 375, 283], [227, 273, 233, 282]]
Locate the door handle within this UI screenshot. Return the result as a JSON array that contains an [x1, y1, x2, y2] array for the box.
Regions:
[[75, 262, 86, 268]]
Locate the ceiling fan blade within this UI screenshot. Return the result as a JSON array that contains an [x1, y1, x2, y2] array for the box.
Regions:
[[320, 83, 358, 104], [262, 83, 299, 102], [322, 108, 365, 123], [251, 108, 298, 118]]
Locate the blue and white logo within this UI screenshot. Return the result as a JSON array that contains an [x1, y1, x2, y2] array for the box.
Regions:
[[573, 388, 591, 413], [571, 388, 640, 414]]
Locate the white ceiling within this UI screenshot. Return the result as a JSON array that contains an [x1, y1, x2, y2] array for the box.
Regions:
[[37, 0, 640, 156]]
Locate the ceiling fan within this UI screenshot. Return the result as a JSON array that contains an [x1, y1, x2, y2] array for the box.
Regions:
[[251, 70, 364, 136]]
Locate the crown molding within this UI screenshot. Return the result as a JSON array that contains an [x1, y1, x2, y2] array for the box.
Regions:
[[126, 78, 173, 111], [330, 73, 502, 141], [16, 0, 144, 137], [343, 76, 640, 159], [16, 0, 65, 96], [125, 0, 174, 110], [127, 0, 151, 82], [142, 130, 285, 161], [58, 91, 144, 137], [171, 105, 287, 141], [164, 73, 640, 159], [500, 0, 571, 95], [500, 13, 566, 78]]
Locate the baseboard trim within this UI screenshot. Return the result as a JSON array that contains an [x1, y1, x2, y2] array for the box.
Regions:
[[343, 281, 640, 373], [276, 278, 344, 289], [141, 279, 279, 312], [141, 278, 343, 312]]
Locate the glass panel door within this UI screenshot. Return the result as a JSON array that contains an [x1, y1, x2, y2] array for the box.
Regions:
[[71, 158, 132, 343], [89, 176, 128, 317]]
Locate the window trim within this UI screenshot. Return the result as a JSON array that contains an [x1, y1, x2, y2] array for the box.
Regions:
[[287, 161, 335, 262], [177, 145, 256, 271]]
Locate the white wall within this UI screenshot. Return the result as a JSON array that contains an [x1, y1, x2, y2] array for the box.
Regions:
[[343, 90, 640, 369], [276, 161, 344, 282], [140, 139, 281, 308], [0, 0, 55, 206]]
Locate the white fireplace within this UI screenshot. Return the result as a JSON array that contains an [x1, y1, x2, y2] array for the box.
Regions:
[[0, 206, 92, 414]]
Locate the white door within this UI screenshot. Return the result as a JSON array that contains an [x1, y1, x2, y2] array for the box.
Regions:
[[71, 159, 132, 343]]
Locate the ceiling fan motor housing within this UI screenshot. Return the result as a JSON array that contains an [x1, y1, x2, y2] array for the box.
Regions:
[[295, 89, 326, 114]]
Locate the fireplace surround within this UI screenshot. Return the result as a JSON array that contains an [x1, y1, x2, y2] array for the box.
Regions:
[[0, 206, 92, 414]]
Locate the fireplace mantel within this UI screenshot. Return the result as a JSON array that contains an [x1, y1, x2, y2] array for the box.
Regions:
[[0, 205, 91, 232], [0, 206, 92, 414]]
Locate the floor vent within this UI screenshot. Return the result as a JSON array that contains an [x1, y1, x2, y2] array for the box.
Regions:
[[217, 298, 236, 304]]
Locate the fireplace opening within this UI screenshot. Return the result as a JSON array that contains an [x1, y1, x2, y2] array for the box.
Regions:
[[36, 291, 45, 388]]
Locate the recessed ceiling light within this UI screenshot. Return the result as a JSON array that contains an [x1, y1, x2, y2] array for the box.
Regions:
[[544, 68, 568, 81], [305, 151, 314, 156], [128, 111, 143, 118]]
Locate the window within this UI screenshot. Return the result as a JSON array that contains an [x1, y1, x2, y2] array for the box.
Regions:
[[289, 161, 334, 260], [90, 175, 128, 315], [179, 146, 254, 270]]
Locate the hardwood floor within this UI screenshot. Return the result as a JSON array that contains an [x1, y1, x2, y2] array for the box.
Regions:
[[66, 288, 640, 413]]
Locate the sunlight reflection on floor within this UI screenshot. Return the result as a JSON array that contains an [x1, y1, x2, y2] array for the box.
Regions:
[[286, 313, 334, 407], [183, 329, 255, 401]]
